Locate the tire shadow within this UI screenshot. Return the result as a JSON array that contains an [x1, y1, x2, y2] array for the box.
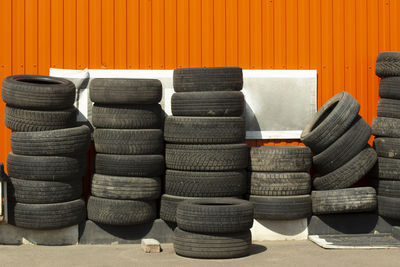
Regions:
[[249, 243, 267, 255]]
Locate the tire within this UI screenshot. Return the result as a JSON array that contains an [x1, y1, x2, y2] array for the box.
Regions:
[[373, 157, 400, 180], [373, 137, 400, 158], [378, 180, 400, 198], [10, 125, 91, 156], [174, 228, 251, 259], [312, 116, 371, 174], [249, 172, 311, 196], [173, 67, 243, 92], [91, 174, 160, 200], [7, 177, 82, 204], [301, 91, 360, 154], [1, 75, 75, 110], [8, 199, 85, 230], [313, 147, 377, 190], [378, 196, 400, 220], [92, 104, 162, 129], [165, 170, 247, 197], [5, 106, 77, 132], [171, 91, 244, 117], [94, 129, 163, 155], [249, 195, 312, 220], [377, 98, 400, 119], [165, 143, 248, 171], [95, 154, 164, 177], [87, 196, 156, 225], [379, 77, 400, 100], [90, 78, 162, 104], [311, 187, 377, 215], [176, 198, 253, 234], [375, 52, 400, 78], [7, 153, 86, 181], [372, 117, 400, 138], [164, 116, 245, 144], [249, 146, 312, 172]]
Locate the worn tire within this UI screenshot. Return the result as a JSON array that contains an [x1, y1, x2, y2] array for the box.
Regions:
[[301, 91, 360, 154], [94, 129, 163, 155], [249, 146, 312, 172], [90, 78, 162, 104], [375, 52, 400, 78], [164, 116, 245, 144], [166, 143, 248, 171], [171, 91, 244, 116], [379, 77, 400, 100], [174, 228, 251, 259], [249, 195, 312, 220], [373, 157, 400, 180], [250, 172, 311, 196], [377, 98, 400, 119], [87, 196, 156, 225], [378, 180, 400, 198], [1, 75, 75, 110], [378, 196, 400, 220], [311, 187, 377, 215], [373, 137, 400, 158], [372, 117, 400, 138]]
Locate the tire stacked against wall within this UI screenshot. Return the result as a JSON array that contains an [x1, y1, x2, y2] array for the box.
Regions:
[[161, 67, 248, 224], [2, 75, 89, 229], [87, 78, 163, 226], [248, 146, 313, 220], [301, 91, 378, 216], [373, 52, 400, 220]]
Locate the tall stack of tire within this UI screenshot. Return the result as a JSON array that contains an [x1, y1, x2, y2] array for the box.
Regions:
[[301, 91, 378, 215], [2, 75, 89, 229], [373, 52, 400, 220], [87, 78, 163, 226], [161, 67, 248, 223], [248, 146, 313, 220]]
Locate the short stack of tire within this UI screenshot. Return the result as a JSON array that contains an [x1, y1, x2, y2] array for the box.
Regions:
[[301, 91, 378, 215], [161, 67, 248, 223], [2, 75, 89, 229], [248, 146, 313, 220], [87, 78, 163, 226], [373, 52, 400, 220]]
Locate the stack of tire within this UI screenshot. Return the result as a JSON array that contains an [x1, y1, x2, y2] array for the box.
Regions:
[[373, 52, 400, 220], [87, 78, 163, 226], [174, 198, 253, 259], [248, 146, 313, 220], [161, 67, 248, 223], [301, 91, 378, 215], [2, 75, 89, 229]]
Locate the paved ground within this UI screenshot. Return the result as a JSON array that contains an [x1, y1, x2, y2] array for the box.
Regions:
[[0, 240, 398, 267]]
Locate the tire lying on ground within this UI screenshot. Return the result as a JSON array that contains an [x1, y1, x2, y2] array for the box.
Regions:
[[378, 196, 400, 219], [374, 137, 400, 158], [372, 157, 400, 180], [311, 187, 377, 215], [378, 180, 400, 198], [372, 117, 400, 138], [375, 52, 400, 78], [377, 98, 400, 119], [379, 77, 400, 100]]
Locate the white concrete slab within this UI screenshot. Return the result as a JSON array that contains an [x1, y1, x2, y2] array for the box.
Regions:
[[251, 218, 308, 241]]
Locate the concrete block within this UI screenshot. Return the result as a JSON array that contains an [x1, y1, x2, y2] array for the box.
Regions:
[[392, 226, 400, 240], [251, 218, 308, 241], [141, 238, 161, 253], [0, 224, 78, 245]]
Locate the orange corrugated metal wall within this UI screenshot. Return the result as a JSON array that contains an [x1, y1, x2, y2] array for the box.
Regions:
[[0, 0, 399, 166]]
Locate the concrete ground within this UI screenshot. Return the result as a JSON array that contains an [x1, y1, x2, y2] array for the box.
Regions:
[[0, 240, 398, 267]]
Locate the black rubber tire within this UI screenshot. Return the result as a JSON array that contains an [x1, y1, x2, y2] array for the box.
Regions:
[[375, 52, 400, 78], [8, 177, 82, 204], [313, 147, 377, 190], [249, 172, 311, 196], [7, 153, 86, 181], [1, 75, 75, 110], [8, 199, 86, 230], [176, 198, 253, 234], [379, 77, 400, 100], [165, 143, 248, 171], [171, 91, 244, 116], [87, 196, 156, 225], [165, 170, 247, 197], [249, 146, 312, 172], [373, 157, 400, 180], [377, 98, 400, 119], [373, 137, 400, 158], [89, 78, 162, 104], [173, 67, 243, 92], [94, 129, 163, 155], [164, 116, 245, 144], [372, 117, 400, 138], [5, 106, 77, 132], [10, 125, 91, 156], [301, 91, 360, 154], [312, 116, 371, 174], [378, 196, 400, 220], [249, 195, 312, 220], [91, 174, 160, 200], [174, 228, 251, 259], [311, 187, 377, 215], [95, 154, 164, 177], [92, 104, 162, 129], [378, 180, 400, 198]]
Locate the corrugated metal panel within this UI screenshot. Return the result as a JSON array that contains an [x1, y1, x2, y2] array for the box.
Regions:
[[0, 0, 399, 162]]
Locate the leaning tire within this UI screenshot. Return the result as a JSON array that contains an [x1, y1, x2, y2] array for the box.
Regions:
[[373, 137, 400, 158], [378, 196, 400, 220], [375, 52, 400, 78], [372, 117, 400, 138]]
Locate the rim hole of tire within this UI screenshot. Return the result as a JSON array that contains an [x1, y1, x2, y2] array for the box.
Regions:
[[311, 102, 338, 131], [15, 78, 62, 85]]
